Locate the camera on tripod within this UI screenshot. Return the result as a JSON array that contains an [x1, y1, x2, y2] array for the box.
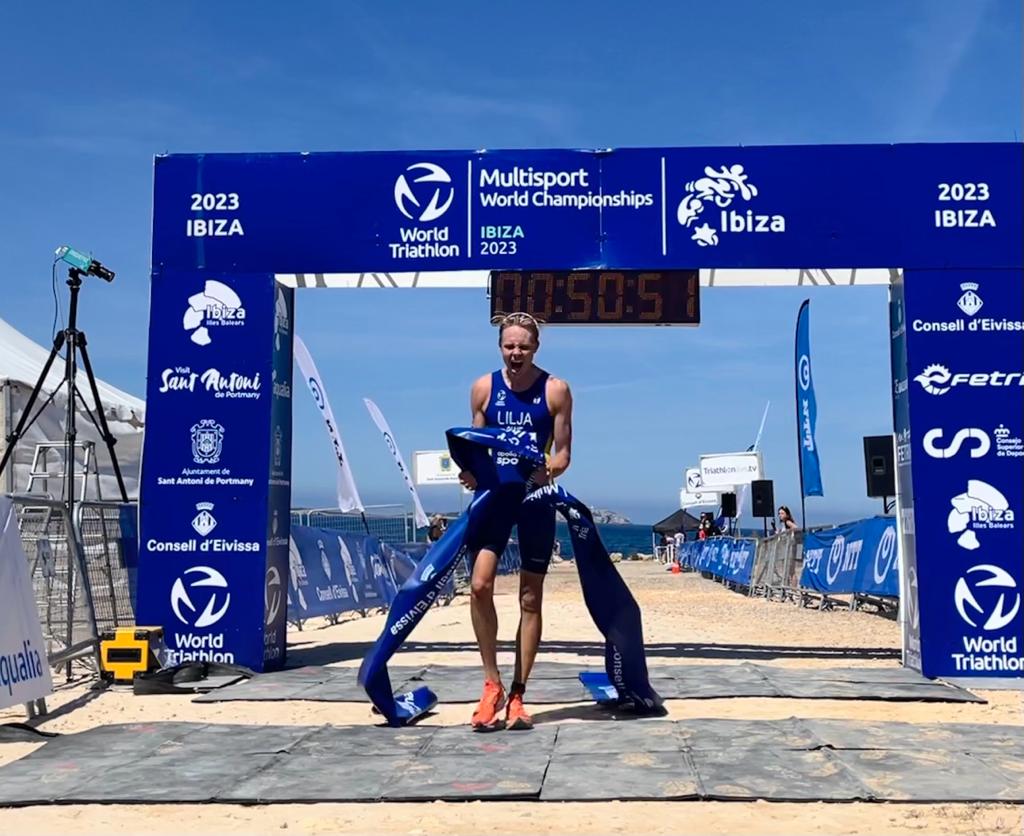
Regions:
[[55, 245, 116, 283], [0, 244, 128, 506]]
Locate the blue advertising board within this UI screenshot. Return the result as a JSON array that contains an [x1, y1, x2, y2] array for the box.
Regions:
[[139, 142, 1024, 676], [800, 517, 900, 597], [903, 269, 1023, 678]]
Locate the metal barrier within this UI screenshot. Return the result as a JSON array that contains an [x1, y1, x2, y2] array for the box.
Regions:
[[747, 530, 804, 601], [73, 501, 136, 634], [291, 505, 417, 545], [8, 494, 103, 678]]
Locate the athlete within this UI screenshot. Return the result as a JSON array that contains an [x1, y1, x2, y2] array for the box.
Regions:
[[458, 312, 573, 731]]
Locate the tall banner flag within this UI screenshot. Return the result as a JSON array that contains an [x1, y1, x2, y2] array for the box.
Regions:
[[293, 336, 364, 513], [795, 300, 824, 513], [363, 398, 430, 530]]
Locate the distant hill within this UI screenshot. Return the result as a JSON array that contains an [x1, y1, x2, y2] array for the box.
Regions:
[[589, 507, 632, 525]]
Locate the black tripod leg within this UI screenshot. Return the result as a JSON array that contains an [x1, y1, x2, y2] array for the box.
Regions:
[[0, 332, 68, 480], [75, 335, 129, 502]]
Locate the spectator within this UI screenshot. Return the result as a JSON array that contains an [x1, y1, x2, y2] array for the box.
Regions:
[[427, 514, 448, 543], [777, 505, 799, 532]]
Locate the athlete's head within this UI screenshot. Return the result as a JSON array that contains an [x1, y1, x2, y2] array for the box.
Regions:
[[496, 312, 541, 380]]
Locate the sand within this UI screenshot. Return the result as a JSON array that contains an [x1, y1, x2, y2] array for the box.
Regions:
[[1, 561, 1021, 835]]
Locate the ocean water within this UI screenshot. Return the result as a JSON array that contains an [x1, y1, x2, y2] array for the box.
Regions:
[[552, 521, 766, 558], [554, 521, 655, 558]]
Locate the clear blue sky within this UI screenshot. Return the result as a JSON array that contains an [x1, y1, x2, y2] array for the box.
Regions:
[[1, 2, 1019, 524]]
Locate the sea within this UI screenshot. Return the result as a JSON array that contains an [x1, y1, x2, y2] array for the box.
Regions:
[[553, 521, 765, 558]]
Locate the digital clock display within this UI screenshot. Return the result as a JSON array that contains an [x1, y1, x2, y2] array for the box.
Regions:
[[489, 270, 700, 325]]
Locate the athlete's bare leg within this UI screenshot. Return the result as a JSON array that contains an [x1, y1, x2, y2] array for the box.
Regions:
[[513, 569, 545, 687], [470, 549, 502, 684]]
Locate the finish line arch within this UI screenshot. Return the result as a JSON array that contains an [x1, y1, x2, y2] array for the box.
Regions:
[[139, 143, 1023, 679]]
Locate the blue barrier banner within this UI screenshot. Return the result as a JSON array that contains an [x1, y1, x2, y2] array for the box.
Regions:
[[800, 517, 900, 596], [358, 427, 661, 726], [678, 537, 757, 586], [795, 300, 823, 497], [152, 144, 1022, 274], [287, 527, 408, 621]]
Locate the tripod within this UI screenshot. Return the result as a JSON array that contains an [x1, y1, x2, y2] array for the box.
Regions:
[[0, 268, 129, 513]]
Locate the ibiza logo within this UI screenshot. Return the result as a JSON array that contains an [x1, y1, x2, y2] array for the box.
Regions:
[[394, 162, 454, 222], [182, 280, 246, 347], [191, 419, 224, 464], [676, 164, 784, 247], [170, 566, 231, 628], [264, 566, 282, 626], [957, 282, 983, 317], [954, 564, 1020, 631], [191, 502, 217, 536], [947, 479, 1015, 551]]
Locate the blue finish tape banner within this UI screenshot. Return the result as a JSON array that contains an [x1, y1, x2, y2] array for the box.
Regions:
[[800, 517, 900, 597], [358, 427, 662, 726], [678, 538, 757, 586], [152, 144, 1022, 274]]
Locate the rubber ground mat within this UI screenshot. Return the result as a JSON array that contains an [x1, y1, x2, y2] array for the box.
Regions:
[[193, 661, 982, 704], [0, 719, 1022, 805]]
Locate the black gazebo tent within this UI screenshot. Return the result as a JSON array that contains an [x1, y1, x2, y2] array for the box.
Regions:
[[651, 508, 701, 536]]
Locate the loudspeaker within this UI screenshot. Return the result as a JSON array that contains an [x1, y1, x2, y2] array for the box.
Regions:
[[863, 435, 895, 498], [751, 479, 775, 518], [720, 492, 737, 518]]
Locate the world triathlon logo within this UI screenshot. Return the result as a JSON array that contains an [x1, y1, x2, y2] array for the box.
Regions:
[[394, 163, 454, 223], [676, 164, 785, 247]]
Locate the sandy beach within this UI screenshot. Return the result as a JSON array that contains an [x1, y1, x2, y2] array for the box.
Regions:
[[1, 561, 1021, 835]]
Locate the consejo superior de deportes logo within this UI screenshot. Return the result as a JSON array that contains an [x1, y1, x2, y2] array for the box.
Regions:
[[394, 163, 454, 222]]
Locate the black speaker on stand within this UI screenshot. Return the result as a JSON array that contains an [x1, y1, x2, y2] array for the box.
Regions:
[[863, 435, 896, 513], [720, 492, 737, 519], [751, 479, 775, 535]]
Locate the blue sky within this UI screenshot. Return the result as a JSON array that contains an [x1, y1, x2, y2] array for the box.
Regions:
[[1, 1, 1019, 524]]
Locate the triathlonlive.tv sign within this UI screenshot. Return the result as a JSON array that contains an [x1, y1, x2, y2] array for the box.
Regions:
[[139, 143, 1022, 675]]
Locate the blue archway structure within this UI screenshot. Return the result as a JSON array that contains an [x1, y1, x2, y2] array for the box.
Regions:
[[139, 143, 1022, 680]]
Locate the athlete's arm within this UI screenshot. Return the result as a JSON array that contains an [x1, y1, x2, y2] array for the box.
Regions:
[[546, 377, 573, 480], [459, 375, 491, 490]]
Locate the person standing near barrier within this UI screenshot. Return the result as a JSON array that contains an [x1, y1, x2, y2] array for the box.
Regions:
[[778, 505, 799, 532], [458, 312, 573, 731]]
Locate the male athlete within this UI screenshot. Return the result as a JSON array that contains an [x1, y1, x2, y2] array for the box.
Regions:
[[458, 312, 573, 731]]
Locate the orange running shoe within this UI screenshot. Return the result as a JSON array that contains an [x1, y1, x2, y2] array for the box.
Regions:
[[505, 692, 534, 731], [471, 680, 506, 731]]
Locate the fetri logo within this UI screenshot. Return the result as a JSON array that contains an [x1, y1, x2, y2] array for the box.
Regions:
[[914, 364, 1024, 395], [394, 163, 454, 223]]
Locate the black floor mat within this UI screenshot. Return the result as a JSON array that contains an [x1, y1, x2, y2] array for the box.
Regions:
[[1, 718, 1020, 806]]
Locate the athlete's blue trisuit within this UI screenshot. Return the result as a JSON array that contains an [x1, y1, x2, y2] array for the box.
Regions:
[[358, 425, 663, 726]]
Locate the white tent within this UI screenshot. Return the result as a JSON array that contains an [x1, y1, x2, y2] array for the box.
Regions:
[[0, 316, 145, 500]]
